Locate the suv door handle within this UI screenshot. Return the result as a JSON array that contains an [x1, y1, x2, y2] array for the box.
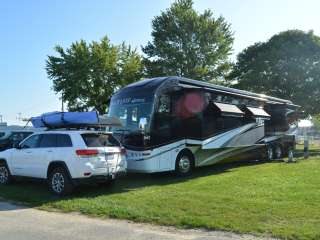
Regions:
[[26, 151, 32, 154], [47, 150, 53, 153]]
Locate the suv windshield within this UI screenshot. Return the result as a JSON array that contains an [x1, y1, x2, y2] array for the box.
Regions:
[[108, 102, 153, 133], [81, 133, 120, 147]]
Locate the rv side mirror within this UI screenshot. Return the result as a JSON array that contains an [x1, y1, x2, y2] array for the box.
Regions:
[[139, 118, 147, 131]]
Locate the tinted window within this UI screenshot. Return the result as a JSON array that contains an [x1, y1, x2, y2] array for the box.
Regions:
[[39, 134, 57, 148], [56, 134, 72, 147], [39, 134, 72, 148], [10, 132, 33, 143], [81, 133, 120, 147], [21, 135, 41, 149], [0, 132, 5, 138]]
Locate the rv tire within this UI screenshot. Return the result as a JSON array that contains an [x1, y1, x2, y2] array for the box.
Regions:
[[266, 145, 274, 161], [274, 145, 282, 159], [175, 150, 194, 177]]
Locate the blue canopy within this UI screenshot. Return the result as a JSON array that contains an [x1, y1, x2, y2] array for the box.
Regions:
[[31, 111, 99, 128]]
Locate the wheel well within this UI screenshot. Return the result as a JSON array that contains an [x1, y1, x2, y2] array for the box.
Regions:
[[0, 159, 7, 165], [0, 159, 11, 175], [267, 142, 283, 150], [176, 148, 195, 166], [47, 161, 71, 179]]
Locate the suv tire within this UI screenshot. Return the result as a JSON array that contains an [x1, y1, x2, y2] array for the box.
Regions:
[[0, 162, 11, 185], [48, 167, 74, 196]]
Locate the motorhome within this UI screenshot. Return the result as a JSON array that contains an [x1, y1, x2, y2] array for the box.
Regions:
[[108, 77, 299, 175]]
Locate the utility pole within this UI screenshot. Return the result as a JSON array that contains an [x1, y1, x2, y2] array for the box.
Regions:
[[17, 112, 22, 122], [61, 93, 65, 112]]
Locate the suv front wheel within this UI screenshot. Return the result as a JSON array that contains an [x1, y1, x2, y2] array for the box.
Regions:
[[48, 167, 74, 196], [0, 162, 11, 185]]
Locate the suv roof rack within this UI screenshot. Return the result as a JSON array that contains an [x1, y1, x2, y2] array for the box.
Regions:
[[31, 112, 122, 130]]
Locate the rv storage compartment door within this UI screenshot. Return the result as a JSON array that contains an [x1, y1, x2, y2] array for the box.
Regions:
[[246, 107, 270, 119], [213, 102, 244, 117]]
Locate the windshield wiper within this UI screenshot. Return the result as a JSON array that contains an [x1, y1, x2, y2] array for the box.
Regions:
[[113, 129, 143, 135], [113, 129, 131, 133]]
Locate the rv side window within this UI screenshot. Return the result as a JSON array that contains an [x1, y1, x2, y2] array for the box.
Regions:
[[158, 94, 171, 113], [131, 107, 138, 122]]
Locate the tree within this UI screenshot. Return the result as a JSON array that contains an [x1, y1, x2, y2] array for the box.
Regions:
[[46, 36, 143, 114], [229, 30, 320, 114], [142, 0, 234, 82]]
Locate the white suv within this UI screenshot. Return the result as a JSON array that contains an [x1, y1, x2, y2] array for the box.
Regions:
[[0, 130, 126, 195]]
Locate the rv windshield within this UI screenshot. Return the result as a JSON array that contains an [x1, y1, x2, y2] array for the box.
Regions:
[[108, 102, 153, 133]]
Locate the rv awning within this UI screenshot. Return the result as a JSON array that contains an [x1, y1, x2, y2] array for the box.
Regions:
[[246, 107, 270, 118], [214, 102, 244, 117]]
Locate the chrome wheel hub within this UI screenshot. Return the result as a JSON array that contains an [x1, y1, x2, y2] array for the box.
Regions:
[[267, 147, 273, 160], [52, 173, 65, 193], [179, 156, 191, 173], [288, 149, 294, 159], [0, 166, 8, 184], [275, 147, 282, 159]]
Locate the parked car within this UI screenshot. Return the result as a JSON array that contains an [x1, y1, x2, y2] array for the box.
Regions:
[[0, 129, 34, 151], [0, 130, 127, 195]]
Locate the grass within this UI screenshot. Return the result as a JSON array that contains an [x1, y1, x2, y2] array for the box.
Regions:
[[1, 155, 320, 239]]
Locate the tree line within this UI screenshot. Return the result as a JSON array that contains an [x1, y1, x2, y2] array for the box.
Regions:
[[46, 0, 320, 115]]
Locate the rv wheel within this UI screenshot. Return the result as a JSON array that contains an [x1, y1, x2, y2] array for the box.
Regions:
[[266, 145, 274, 161], [274, 145, 282, 159], [288, 147, 295, 162], [175, 151, 194, 176]]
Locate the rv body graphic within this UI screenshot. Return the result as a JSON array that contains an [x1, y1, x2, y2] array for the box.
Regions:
[[108, 77, 298, 174]]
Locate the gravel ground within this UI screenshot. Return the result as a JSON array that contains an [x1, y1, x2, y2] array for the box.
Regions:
[[0, 201, 277, 240]]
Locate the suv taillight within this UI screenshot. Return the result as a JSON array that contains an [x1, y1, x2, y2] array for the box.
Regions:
[[76, 149, 99, 156], [120, 147, 127, 155]]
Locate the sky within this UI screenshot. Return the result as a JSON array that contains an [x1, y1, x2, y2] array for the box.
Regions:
[[1, 0, 320, 125]]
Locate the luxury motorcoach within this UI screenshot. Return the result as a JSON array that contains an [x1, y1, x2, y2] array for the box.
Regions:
[[108, 76, 299, 175]]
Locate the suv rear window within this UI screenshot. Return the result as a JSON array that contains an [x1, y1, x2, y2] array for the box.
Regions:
[[81, 133, 120, 147], [0, 132, 5, 138]]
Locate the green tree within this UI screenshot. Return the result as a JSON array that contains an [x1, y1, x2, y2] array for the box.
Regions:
[[312, 114, 320, 131], [229, 30, 320, 114], [142, 0, 234, 82], [46, 36, 143, 114]]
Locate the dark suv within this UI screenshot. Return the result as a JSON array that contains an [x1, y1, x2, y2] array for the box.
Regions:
[[0, 130, 34, 151]]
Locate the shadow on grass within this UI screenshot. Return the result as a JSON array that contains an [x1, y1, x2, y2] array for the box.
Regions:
[[0, 159, 285, 210]]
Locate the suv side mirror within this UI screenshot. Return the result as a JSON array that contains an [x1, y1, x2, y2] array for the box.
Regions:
[[13, 142, 21, 149]]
